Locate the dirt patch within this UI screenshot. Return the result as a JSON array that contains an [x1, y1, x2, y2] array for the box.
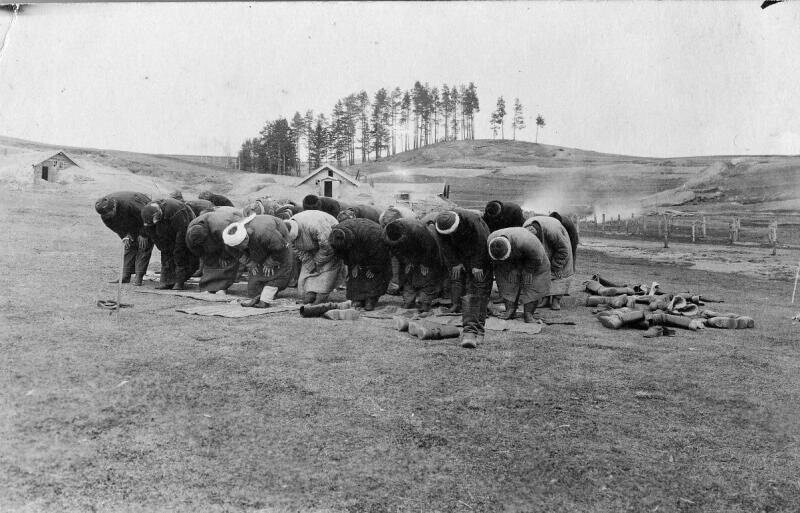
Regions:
[[581, 237, 800, 281]]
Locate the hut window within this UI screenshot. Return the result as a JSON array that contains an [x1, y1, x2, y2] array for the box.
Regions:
[[328, 170, 333, 177]]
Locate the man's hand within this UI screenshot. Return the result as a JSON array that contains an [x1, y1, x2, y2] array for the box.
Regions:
[[522, 272, 533, 285], [472, 267, 485, 282], [350, 265, 359, 278], [264, 265, 275, 278], [137, 235, 149, 251], [122, 236, 133, 250], [450, 264, 464, 280], [365, 269, 375, 279], [419, 265, 429, 277], [405, 262, 414, 275]]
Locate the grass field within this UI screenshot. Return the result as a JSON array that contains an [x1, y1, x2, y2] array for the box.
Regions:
[[3, 187, 800, 512]]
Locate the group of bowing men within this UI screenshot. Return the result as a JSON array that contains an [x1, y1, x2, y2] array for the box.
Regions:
[[95, 190, 578, 349]]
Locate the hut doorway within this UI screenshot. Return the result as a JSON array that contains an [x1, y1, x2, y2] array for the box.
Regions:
[[41, 166, 49, 181], [323, 180, 332, 197]]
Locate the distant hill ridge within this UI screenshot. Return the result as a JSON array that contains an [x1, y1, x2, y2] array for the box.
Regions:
[[2, 135, 799, 214]]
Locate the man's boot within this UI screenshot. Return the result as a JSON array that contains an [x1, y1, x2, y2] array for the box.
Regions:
[[591, 274, 625, 288], [550, 295, 562, 310], [313, 293, 330, 305], [444, 280, 464, 314], [598, 308, 646, 329], [407, 320, 424, 338], [706, 316, 754, 329], [586, 295, 629, 308], [155, 282, 174, 290], [476, 296, 487, 345], [585, 280, 635, 297], [174, 282, 186, 291], [460, 295, 479, 349], [301, 292, 317, 304], [402, 289, 417, 309], [523, 301, 537, 323], [300, 300, 352, 318], [352, 300, 365, 308], [499, 299, 517, 320], [648, 312, 706, 331], [110, 275, 132, 284], [132, 273, 145, 286], [393, 316, 410, 331], [364, 297, 378, 311], [416, 322, 460, 340], [443, 298, 462, 314], [322, 308, 360, 320]]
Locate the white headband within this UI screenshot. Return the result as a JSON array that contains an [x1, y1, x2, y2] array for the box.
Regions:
[[222, 213, 257, 246]]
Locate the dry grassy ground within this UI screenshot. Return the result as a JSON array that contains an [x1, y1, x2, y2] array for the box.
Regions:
[[2, 187, 800, 512]]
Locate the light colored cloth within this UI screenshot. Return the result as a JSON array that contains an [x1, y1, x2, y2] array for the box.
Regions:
[[523, 216, 574, 296], [176, 299, 300, 317], [288, 210, 345, 294], [488, 228, 551, 304]]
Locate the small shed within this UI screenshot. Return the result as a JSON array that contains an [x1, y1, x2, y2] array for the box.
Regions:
[[32, 151, 79, 183], [296, 164, 359, 198], [371, 182, 449, 204]]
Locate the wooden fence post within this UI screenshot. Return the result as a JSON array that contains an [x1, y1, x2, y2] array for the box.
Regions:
[[601, 213, 606, 233], [657, 217, 662, 237], [663, 214, 671, 248], [702, 216, 707, 238], [691, 221, 696, 243], [769, 218, 778, 256], [642, 216, 648, 240]]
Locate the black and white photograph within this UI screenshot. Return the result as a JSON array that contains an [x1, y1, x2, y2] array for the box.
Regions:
[[1, 1, 799, 511]]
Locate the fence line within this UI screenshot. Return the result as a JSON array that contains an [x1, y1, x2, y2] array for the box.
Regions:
[[575, 212, 800, 250]]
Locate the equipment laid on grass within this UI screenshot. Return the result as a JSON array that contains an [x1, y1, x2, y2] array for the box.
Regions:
[[97, 299, 133, 311], [585, 274, 753, 337]]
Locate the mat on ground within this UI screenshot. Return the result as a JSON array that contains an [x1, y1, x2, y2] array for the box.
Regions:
[[133, 287, 248, 302], [176, 299, 300, 317]]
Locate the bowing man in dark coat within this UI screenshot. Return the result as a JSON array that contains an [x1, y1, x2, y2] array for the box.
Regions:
[[222, 214, 297, 305], [95, 191, 154, 285], [302, 194, 345, 219], [483, 200, 525, 232], [329, 218, 392, 311], [185, 207, 242, 293], [435, 208, 494, 349], [140, 198, 199, 290], [336, 204, 382, 224], [383, 218, 448, 312], [198, 190, 235, 207]]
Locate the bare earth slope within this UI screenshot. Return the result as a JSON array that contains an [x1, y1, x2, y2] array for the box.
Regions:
[[348, 140, 800, 215]]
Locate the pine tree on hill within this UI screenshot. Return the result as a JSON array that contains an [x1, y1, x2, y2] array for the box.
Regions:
[[493, 96, 506, 140], [511, 98, 526, 141], [535, 114, 546, 143]]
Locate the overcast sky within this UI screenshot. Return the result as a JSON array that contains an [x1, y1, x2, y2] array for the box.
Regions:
[[0, 2, 799, 158]]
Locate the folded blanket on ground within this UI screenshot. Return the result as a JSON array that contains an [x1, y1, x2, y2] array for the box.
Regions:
[[134, 288, 247, 302], [176, 299, 300, 317]]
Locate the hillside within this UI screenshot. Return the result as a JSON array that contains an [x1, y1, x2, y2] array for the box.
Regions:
[[347, 140, 800, 215], [2, 135, 799, 216]]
